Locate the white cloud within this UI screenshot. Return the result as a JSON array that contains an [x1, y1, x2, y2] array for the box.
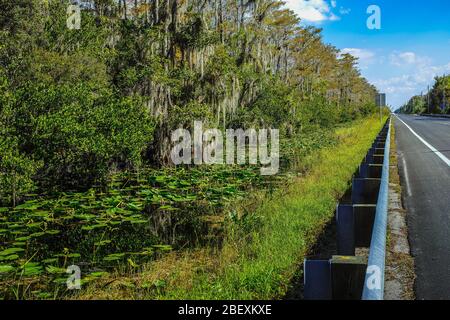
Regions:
[[284, 0, 340, 22], [339, 48, 377, 71], [389, 51, 431, 67], [373, 51, 450, 106], [383, 53, 446, 88], [329, 13, 341, 21], [389, 52, 415, 66], [341, 48, 375, 61]]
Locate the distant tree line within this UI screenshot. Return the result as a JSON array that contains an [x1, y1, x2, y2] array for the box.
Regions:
[[0, 0, 379, 206], [398, 75, 450, 115]]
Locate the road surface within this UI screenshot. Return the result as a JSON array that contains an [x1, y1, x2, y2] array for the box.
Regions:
[[394, 114, 450, 300]]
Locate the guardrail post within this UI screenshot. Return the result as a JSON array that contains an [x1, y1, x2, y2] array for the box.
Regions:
[[330, 256, 367, 300], [354, 205, 376, 247], [375, 142, 386, 149], [304, 259, 332, 300], [372, 154, 384, 165], [304, 255, 368, 300], [374, 148, 385, 155], [351, 178, 381, 204], [336, 205, 355, 255], [358, 163, 382, 179]]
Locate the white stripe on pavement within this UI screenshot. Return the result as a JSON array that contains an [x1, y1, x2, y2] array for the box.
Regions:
[[400, 153, 412, 197], [395, 115, 450, 167]]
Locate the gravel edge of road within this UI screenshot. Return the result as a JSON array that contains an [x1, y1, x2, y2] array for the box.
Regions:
[[384, 118, 416, 300]]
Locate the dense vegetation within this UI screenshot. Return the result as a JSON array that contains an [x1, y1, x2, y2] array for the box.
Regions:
[[74, 115, 388, 300], [0, 0, 380, 299], [398, 75, 450, 114]]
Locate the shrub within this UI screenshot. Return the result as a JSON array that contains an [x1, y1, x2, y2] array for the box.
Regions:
[[12, 82, 155, 189]]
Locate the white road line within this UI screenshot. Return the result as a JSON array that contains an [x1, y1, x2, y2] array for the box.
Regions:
[[395, 115, 450, 167], [400, 154, 412, 197]]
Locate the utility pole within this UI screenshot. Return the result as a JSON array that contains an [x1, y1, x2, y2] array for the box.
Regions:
[[443, 74, 447, 112], [444, 89, 447, 111], [442, 87, 447, 112], [427, 85, 431, 114], [421, 91, 423, 113]]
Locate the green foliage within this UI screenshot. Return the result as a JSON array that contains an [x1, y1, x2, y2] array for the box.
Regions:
[[0, 1, 382, 299], [167, 102, 215, 130], [10, 82, 155, 188], [400, 75, 450, 114], [0, 140, 41, 207], [430, 75, 450, 114], [0, 71, 41, 206], [404, 95, 427, 114], [0, 165, 269, 298], [28, 49, 110, 89], [237, 78, 294, 129], [70, 115, 386, 300]]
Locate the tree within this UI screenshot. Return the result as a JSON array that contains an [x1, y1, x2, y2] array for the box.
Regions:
[[0, 0, 379, 203], [0, 70, 41, 206]]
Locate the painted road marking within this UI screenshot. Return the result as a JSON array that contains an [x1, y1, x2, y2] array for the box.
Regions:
[[399, 153, 412, 197], [395, 115, 450, 167]]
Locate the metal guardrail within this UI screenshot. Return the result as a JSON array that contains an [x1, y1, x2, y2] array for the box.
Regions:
[[362, 118, 391, 300], [304, 118, 391, 300], [420, 114, 450, 119]]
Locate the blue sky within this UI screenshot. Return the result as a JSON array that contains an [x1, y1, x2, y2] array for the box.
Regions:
[[284, 0, 450, 109]]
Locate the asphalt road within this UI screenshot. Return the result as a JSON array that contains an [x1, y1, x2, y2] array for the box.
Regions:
[[394, 114, 450, 300]]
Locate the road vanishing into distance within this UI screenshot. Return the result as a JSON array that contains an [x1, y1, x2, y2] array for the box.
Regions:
[[394, 114, 450, 300]]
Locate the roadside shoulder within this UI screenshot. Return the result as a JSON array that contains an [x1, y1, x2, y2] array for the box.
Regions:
[[384, 119, 416, 300]]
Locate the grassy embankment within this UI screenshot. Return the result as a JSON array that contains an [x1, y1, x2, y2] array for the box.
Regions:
[[75, 115, 388, 300]]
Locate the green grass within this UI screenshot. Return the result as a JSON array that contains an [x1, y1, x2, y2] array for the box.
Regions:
[[74, 115, 387, 300], [177, 115, 387, 299]]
